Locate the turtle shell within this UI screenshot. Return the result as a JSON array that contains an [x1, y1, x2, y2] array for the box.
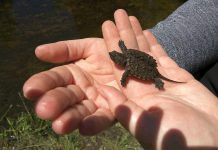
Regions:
[[125, 49, 159, 80]]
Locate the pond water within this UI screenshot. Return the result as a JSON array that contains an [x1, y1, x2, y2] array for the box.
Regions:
[[0, 0, 186, 117]]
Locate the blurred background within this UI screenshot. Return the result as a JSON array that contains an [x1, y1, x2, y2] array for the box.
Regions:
[[0, 0, 186, 149]]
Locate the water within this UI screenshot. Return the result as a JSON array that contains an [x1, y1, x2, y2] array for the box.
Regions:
[[0, 0, 185, 117]]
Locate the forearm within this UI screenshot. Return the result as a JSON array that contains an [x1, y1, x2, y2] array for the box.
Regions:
[[150, 0, 218, 74]]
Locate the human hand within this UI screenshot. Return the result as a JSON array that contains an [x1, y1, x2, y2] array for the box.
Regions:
[[99, 83, 218, 149], [23, 38, 119, 135], [23, 8, 155, 136], [100, 9, 218, 149]]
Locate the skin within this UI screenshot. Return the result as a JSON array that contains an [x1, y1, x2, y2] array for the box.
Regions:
[[23, 9, 218, 149]]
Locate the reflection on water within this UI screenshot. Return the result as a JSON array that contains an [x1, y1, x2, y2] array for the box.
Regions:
[[0, 0, 185, 117]]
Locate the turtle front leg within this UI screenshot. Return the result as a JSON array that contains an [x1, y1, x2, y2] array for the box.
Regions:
[[154, 78, 164, 89], [121, 70, 130, 87], [119, 40, 127, 53]]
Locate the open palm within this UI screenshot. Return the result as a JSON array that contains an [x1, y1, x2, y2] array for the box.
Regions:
[[23, 36, 122, 135], [100, 9, 218, 149], [102, 10, 193, 99]]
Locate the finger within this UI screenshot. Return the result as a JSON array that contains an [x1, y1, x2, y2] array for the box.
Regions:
[[102, 20, 121, 52], [35, 85, 85, 120], [143, 30, 168, 58], [35, 39, 93, 63], [52, 99, 97, 134], [23, 64, 91, 100], [79, 108, 115, 135], [143, 30, 180, 69], [23, 67, 73, 100], [114, 9, 138, 49], [129, 16, 149, 52], [102, 20, 125, 88]]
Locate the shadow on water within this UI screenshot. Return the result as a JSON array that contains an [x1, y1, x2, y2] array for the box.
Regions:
[[0, 0, 185, 118]]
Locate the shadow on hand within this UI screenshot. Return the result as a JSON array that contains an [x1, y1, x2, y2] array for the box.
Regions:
[[162, 129, 218, 150], [113, 105, 218, 150]]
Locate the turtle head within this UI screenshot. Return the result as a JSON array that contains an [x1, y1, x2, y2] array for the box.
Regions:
[[109, 51, 127, 68]]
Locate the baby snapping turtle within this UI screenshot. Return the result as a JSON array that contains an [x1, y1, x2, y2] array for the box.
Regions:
[[109, 40, 181, 89]]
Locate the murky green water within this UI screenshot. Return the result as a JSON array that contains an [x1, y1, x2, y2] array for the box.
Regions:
[[0, 0, 185, 117]]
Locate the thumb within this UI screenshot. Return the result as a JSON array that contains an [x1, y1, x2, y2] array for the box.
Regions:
[[35, 39, 89, 63]]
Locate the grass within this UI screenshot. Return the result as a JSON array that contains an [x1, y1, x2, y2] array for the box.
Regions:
[[0, 94, 143, 150]]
